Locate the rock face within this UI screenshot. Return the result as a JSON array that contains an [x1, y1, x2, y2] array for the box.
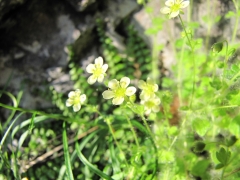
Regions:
[[0, 0, 139, 110], [0, 0, 27, 21], [0, 0, 239, 110]]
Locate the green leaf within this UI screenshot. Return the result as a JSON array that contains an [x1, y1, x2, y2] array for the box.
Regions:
[[187, 21, 200, 29], [179, 106, 189, 111], [209, 78, 222, 90], [214, 15, 221, 23], [175, 39, 184, 48], [225, 11, 236, 19], [28, 113, 36, 134], [228, 48, 236, 57], [75, 142, 113, 180], [228, 116, 240, 136], [63, 122, 74, 180], [231, 64, 239, 73], [18, 131, 29, 151], [216, 147, 231, 165], [192, 119, 210, 136], [225, 136, 238, 147], [215, 163, 225, 169], [1, 112, 25, 149], [145, 27, 159, 35], [191, 160, 210, 177], [192, 38, 203, 49], [145, 7, 153, 13]]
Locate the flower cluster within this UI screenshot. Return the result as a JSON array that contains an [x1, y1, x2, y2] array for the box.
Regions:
[[138, 78, 160, 115], [160, 0, 189, 19], [66, 56, 160, 115]]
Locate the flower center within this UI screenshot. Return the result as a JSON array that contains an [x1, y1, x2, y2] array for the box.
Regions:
[[93, 66, 103, 77], [145, 100, 155, 108], [171, 3, 180, 12], [114, 87, 126, 98], [146, 84, 155, 94], [73, 96, 80, 105]]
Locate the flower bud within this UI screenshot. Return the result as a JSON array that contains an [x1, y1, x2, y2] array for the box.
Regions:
[[225, 135, 238, 147], [193, 141, 206, 153], [212, 42, 223, 54]]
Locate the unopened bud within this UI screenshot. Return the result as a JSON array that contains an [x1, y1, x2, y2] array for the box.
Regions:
[[212, 42, 224, 54], [225, 135, 237, 147], [193, 141, 206, 153]]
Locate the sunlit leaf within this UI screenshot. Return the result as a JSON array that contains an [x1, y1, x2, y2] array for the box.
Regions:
[[192, 118, 210, 137]]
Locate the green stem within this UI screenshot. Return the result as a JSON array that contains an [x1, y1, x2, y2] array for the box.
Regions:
[[139, 114, 158, 179], [106, 118, 129, 167], [222, 40, 229, 80], [212, 105, 239, 110], [0, 103, 72, 122], [168, 116, 187, 151], [177, 40, 186, 106], [140, 115, 155, 141], [125, 115, 140, 147], [178, 15, 195, 108], [232, 0, 239, 42], [178, 15, 193, 50], [220, 162, 226, 180]]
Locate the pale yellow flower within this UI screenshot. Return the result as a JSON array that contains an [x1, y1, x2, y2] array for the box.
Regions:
[[160, 0, 189, 19], [86, 56, 108, 84], [141, 96, 161, 115], [102, 77, 136, 105], [138, 78, 158, 101], [66, 89, 86, 112]]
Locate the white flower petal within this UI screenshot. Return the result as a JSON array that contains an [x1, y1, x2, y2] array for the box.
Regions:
[[68, 91, 76, 98], [160, 7, 171, 14], [80, 94, 86, 103], [66, 99, 73, 107], [125, 87, 136, 96], [97, 74, 104, 82], [108, 79, 119, 89], [95, 56, 103, 66], [180, 1, 189, 8], [140, 92, 150, 101], [73, 104, 81, 112], [86, 64, 95, 73], [112, 97, 124, 105], [102, 90, 114, 99], [120, 77, 130, 88], [102, 64, 108, 73], [169, 11, 180, 18], [138, 80, 146, 89], [145, 108, 151, 115], [147, 77, 153, 84], [165, 0, 174, 7], [152, 105, 160, 113], [154, 84, 159, 92], [87, 75, 97, 84], [153, 97, 161, 105]]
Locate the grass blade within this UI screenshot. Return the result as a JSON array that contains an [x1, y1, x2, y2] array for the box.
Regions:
[[0, 112, 25, 150], [75, 142, 113, 180], [62, 121, 74, 180]]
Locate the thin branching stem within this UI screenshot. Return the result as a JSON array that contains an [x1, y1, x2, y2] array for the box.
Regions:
[[106, 119, 129, 167], [232, 0, 239, 42], [125, 115, 140, 147], [178, 15, 195, 109]]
